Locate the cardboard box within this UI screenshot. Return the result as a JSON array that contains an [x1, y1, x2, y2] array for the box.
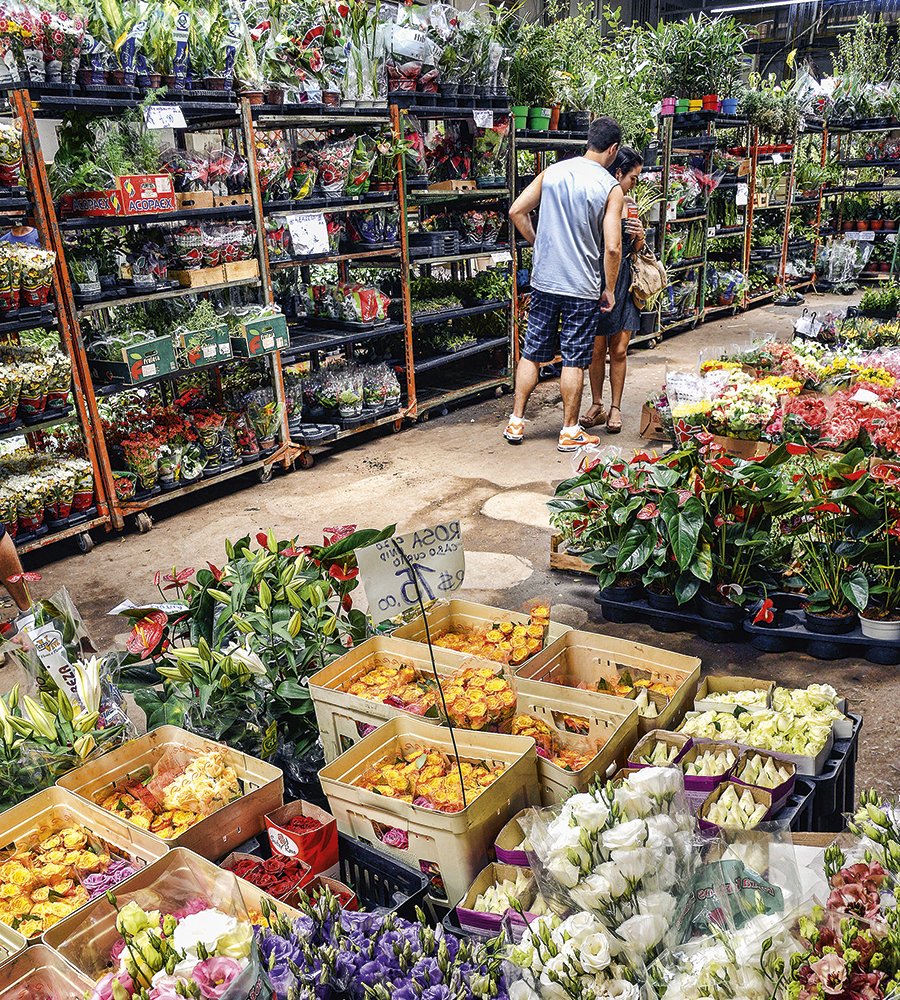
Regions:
[[678, 711, 834, 776], [515, 684, 638, 805], [514, 630, 701, 735], [709, 434, 775, 460], [319, 716, 539, 906], [0, 786, 168, 941], [493, 809, 531, 867], [225, 259, 261, 282], [455, 863, 537, 940], [176, 190, 215, 209], [214, 192, 253, 207], [428, 180, 477, 192], [116, 173, 176, 215], [90, 334, 177, 385], [694, 675, 774, 713], [231, 313, 290, 357], [732, 750, 797, 815], [59, 188, 121, 217], [176, 323, 232, 368], [170, 265, 227, 288], [265, 801, 339, 876], [627, 729, 691, 769], [698, 780, 773, 834], [44, 849, 300, 972], [57, 725, 284, 860], [640, 402, 669, 442], [678, 741, 741, 811], [0, 944, 89, 1000], [392, 599, 571, 666]]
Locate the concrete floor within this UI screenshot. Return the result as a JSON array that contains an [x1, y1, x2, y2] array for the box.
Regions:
[[17, 289, 895, 796]]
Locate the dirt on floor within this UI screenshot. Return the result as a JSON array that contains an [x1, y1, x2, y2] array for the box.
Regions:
[[13, 289, 896, 796]]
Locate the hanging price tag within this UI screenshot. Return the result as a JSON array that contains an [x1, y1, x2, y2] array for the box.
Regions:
[[473, 109, 494, 128], [144, 104, 187, 130], [736, 183, 749, 207], [490, 250, 512, 264], [666, 201, 677, 221], [771, 153, 783, 165], [286, 212, 330, 256], [707, 226, 716, 239], [355, 521, 465, 623]]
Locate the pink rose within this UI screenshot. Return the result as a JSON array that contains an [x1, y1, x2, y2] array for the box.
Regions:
[[109, 938, 126, 965], [379, 827, 409, 849], [172, 898, 208, 919], [193, 957, 243, 1000], [92, 972, 134, 1000]]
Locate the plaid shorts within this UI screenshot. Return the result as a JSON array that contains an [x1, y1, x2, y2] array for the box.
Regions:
[[523, 290, 600, 369]]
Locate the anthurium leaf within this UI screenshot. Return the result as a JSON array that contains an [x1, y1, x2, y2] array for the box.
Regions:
[[840, 570, 869, 612]]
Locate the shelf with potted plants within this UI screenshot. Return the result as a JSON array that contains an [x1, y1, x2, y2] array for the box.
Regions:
[[0, 94, 112, 556], [29, 89, 298, 530]]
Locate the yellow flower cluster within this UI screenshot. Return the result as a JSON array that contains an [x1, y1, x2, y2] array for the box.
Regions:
[[356, 747, 505, 812], [96, 751, 240, 839], [344, 655, 434, 713], [758, 375, 803, 395], [509, 714, 595, 772], [854, 366, 895, 387], [700, 360, 742, 373], [442, 666, 516, 731], [433, 607, 550, 666], [0, 826, 100, 936], [671, 400, 712, 419]]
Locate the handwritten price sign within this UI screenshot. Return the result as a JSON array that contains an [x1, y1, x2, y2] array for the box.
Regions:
[[355, 521, 465, 623]]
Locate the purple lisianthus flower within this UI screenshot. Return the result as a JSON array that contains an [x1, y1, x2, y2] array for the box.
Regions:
[[257, 929, 304, 998], [422, 987, 453, 1000], [393, 987, 418, 1000], [410, 958, 442, 986]]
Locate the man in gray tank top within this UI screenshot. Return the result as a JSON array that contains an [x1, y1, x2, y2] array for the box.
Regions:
[[505, 117, 624, 452]]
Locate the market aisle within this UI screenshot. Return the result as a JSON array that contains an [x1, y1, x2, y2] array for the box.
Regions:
[[19, 290, 892, 792]]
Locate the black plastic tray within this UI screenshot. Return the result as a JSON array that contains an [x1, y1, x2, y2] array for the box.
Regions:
[[744, 612, 900, 664], [595, 593, 745, 641]]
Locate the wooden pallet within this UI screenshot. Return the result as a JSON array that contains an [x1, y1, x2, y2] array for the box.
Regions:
[[550, 532, 592, 575]]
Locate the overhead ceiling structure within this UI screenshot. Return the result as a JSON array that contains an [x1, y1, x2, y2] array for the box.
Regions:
[[624, 0, 899, 77]]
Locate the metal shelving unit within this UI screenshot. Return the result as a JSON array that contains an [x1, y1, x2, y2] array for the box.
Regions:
[[1, 90, 114, 554]]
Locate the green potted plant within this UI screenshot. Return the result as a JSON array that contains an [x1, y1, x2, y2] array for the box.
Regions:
[[247, 400, 282, 451]]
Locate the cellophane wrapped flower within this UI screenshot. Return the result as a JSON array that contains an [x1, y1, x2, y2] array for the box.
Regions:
[[519, 768, 697, 969]]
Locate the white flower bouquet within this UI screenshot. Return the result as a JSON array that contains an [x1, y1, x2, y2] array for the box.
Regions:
[[517, 768, 698, 973]]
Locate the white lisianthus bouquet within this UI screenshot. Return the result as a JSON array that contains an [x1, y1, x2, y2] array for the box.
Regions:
[[648, 913, 793, 1000], [508, 912, 641, 1000], [521, 768, 697, 969]]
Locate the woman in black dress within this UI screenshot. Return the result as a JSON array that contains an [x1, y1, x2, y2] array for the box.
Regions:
[[581, 147, 645, 434]]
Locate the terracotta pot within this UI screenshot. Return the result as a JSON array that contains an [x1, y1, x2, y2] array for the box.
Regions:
[[242, 90, 264, 105], [108, 69, 125, 85], [549, 105, 560, 130], [884, 219, 897, 231], [842, 220, 855, 232], [856, 221, 869, 231], [266, 88, 284, 105], [322, 91, 340, 106], [163, 75, 177, 89], [871, 219, 884, 231], [204, 76, 226, 91]]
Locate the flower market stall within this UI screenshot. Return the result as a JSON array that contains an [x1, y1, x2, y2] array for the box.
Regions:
[[0, 518, 881, 1000]]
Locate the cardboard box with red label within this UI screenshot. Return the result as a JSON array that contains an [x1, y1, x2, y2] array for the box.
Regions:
[[60, 174, 176, 218], [265, 800, 339, 877]]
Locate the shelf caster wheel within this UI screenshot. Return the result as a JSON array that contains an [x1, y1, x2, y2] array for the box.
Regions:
[[494, 386, 505, 398], [298, 452, 315, 470], [439, 406, 449, 417], [419, 410, 430, 423], [648, 338, 659, 349], [499, 383, 512, 394], [259, 463, 275, 483], [77, 531, 94, 554], [391, 419, 403, 434], [135, 512, 153, 534]]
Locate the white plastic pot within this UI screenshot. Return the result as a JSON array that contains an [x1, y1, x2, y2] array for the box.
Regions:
[[859, 614, 900, 641]]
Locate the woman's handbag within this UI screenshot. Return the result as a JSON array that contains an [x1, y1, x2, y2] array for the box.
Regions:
[[630, 244, 667, 311]]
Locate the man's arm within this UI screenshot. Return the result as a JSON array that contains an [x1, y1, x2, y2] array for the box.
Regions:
[[600, 185, 624, 312], [509, 172, 543, 246], [0, 532, 29, 611]]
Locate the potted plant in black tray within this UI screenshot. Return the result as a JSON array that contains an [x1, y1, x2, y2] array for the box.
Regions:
[[698, 443, 795, 624], [789, 460, 871, 634]]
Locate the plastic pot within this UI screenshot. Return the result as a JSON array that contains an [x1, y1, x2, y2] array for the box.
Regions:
[[698, 592, 744, 624], [675, 99, 690, 113], [266, 88, 284, 105], [884, 220, 897, 231], [860, 614, 900, 641], [204, 76, 227, 91], [568, 110, 590, 131], [513, 115, 527, 131], [598, 578, 644, 603], [639, 311, 658, 334], [646, 589, 678, 611], [721, 97, 739, 115], [528, 106, 551, 130], [549, 105, 561, 130], [803, 606, 858, 635], [688, 99, 702, 112], [660, 98, 676, 116]]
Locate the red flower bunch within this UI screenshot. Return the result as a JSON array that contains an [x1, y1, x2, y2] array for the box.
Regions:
[[191, 410, 226, 431], [819, 413, 862, 450], [229, 855, 310, 900], [786, 396, 828, 430]]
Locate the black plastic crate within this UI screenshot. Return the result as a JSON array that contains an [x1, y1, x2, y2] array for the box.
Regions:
[[409, 231, 460, 258], [337, 833, 429, 919], [778, 777, 817, 832], [804, 712, 863, 830]]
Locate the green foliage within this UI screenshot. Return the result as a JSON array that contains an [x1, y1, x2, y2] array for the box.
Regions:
[[653, 14, 747, 98], [833, 13, 893, 85]]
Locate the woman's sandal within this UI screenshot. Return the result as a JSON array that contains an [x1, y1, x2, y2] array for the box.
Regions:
[[606, 405, 622, 434], [580, 403, 607, 429]]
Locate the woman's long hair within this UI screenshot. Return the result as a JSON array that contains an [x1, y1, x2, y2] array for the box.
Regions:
[[612, 146, 644, 179]]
